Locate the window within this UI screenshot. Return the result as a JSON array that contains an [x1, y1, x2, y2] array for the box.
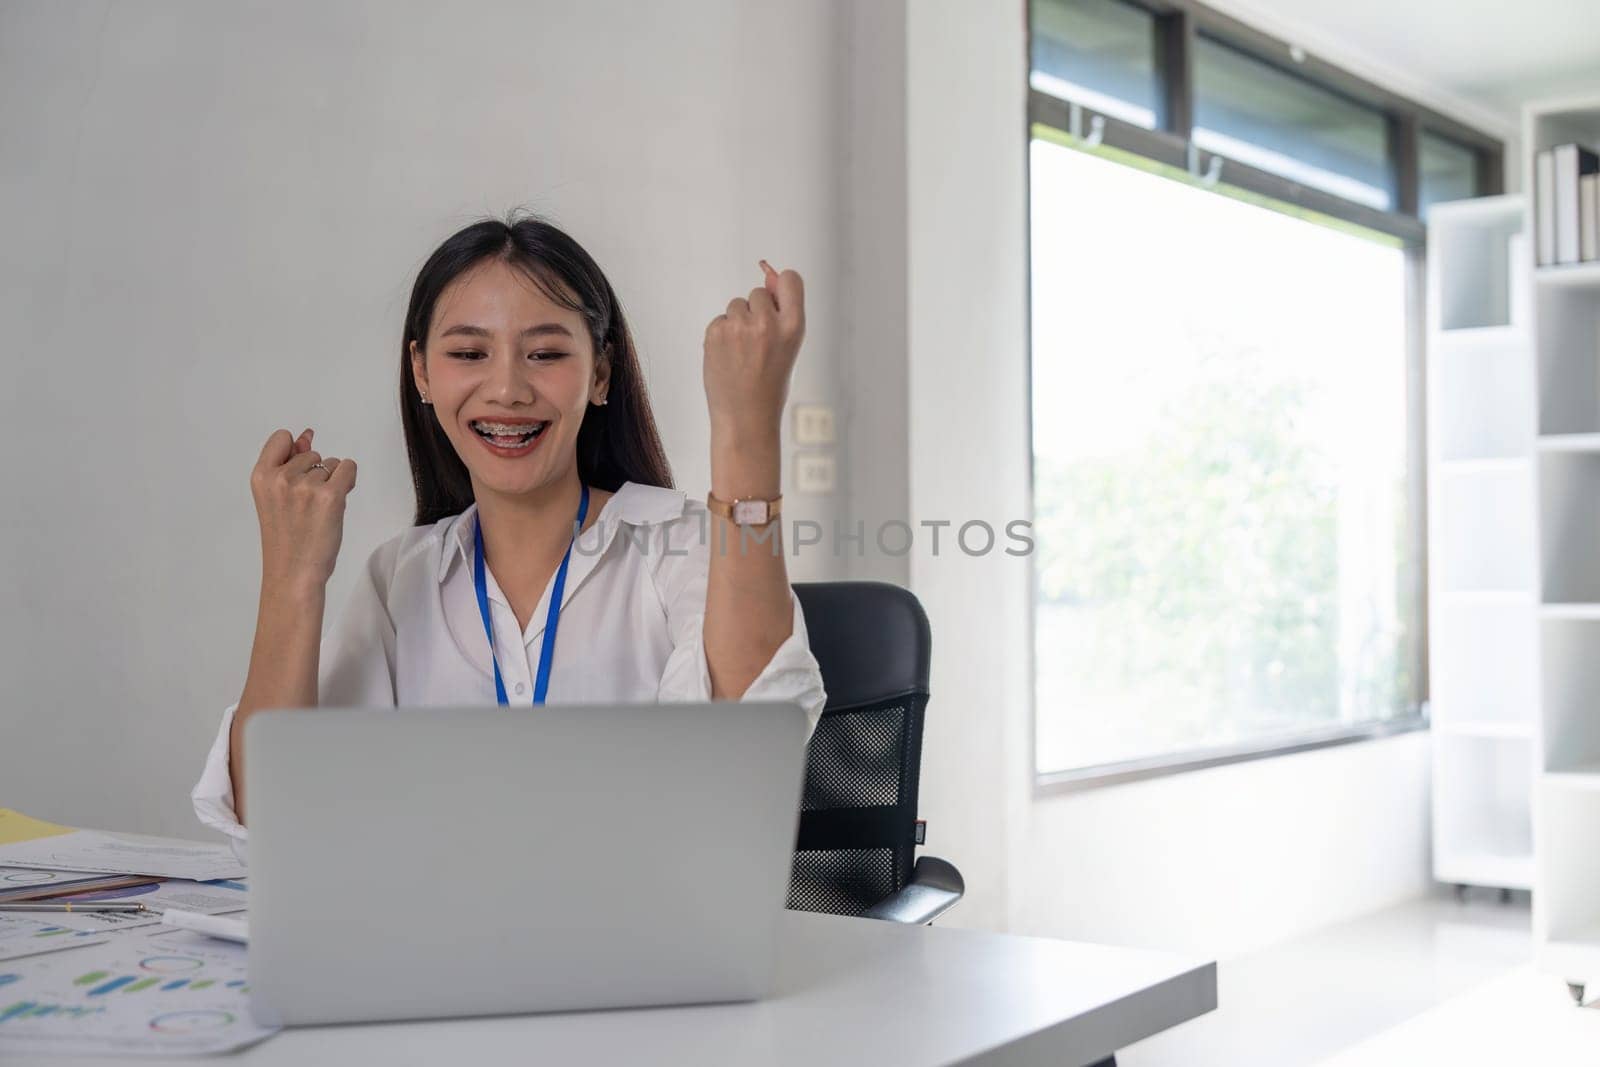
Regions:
[[1030, 138, 1419, 777], [1420, 131, 1482, 218], [1032, 0, 1162, 129], [1026, 0, 1503, 235], [1025, 0, 1503, 783], [1192, 35, 1393, 210]]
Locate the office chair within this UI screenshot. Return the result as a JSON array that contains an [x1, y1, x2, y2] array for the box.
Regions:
[[787, 581, 963, 925], [789, 584, 1117, 1066]]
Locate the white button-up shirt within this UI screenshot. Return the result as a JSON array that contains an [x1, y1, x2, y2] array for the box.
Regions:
[[191, 482, 826, 863]]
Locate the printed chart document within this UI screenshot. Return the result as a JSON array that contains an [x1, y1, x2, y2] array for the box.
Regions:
[[0, 810, 244, 882], [0, 927, 278, 1057], [38, 879, 250, 934], [0, 915, 110, 963]]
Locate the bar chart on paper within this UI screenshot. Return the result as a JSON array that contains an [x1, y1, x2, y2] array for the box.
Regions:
[[0, 914, 109, 962], [0, 929, 277, 1056]]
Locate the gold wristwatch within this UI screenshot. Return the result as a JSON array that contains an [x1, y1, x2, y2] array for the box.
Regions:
[[706, 491, 782, 527]]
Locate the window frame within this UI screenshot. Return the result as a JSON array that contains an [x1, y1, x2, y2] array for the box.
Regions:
[[1028, 0, 1504, 237], [1025, 0, 1502, 791]]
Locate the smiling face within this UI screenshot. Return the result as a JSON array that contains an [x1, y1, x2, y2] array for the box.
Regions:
[[410, 258, 610, 499]]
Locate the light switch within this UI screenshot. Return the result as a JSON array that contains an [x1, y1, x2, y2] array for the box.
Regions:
[[793, 404, 835, 445], [795, 453, 836, 493]]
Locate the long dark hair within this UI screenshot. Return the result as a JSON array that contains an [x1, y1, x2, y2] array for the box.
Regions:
[[401, 214, 674, 526]]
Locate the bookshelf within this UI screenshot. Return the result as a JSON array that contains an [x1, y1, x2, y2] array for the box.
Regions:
[[1425, 194, 1538, 895], [1524, 93, 1600, 1005]]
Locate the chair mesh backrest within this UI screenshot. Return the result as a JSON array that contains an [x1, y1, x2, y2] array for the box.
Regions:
[[786, 583, 931, 918], [801, 703, 908, 811], [786, 845, 899, 917]]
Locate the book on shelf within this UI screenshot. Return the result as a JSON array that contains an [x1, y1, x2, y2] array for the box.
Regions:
[[1583, 173, 1599, 264], [1552, 143, 1599, 266], [1537, 150, 1555, 266]]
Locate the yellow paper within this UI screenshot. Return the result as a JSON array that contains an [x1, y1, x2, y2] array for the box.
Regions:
[[0, 808, 77, 845]]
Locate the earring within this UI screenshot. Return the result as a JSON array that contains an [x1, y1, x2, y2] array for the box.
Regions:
[[421, 392, 431, 405]]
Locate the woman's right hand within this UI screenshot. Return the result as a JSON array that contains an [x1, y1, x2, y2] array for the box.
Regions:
[[251, 428, 358, 590]]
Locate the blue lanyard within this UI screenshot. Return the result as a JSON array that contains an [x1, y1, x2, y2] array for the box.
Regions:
[[472, 483, 590, 706]]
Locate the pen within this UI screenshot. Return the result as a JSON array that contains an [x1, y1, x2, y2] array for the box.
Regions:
[[161, 908, 249, 943], [0, 902, 149, 913]]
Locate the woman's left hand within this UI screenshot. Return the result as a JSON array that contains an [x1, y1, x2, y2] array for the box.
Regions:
[[703, 261, 805, 443]]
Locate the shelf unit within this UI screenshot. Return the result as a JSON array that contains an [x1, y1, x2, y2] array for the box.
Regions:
[[1425, 193, 1538, 893], [1524, 94, 1600, 1003]]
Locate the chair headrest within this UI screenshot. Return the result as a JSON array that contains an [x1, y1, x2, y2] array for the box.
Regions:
[[793, 581, 931, 710]]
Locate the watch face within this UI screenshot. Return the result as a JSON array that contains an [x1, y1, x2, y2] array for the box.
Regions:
[[732, 500, 769, 525]]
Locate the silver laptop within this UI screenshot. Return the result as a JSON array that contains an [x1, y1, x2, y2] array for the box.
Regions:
[[242, 703, 808, 1027]]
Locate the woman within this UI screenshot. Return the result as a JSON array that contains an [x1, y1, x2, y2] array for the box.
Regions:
[[192, 215, 826, 859]]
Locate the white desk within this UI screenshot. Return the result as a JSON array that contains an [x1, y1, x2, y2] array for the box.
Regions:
[[49, 909, 1214, 1067]]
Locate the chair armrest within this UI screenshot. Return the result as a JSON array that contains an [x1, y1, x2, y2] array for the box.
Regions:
[[862, 856, 964, 924]]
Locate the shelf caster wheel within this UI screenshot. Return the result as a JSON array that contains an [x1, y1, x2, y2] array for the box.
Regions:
[[1567, 982, 1585, 1007], [1453, 883, 1469, 903], [1499, 887, 1512, 904]]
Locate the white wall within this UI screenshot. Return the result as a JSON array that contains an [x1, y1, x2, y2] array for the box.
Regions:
[[0, 0, 851, 839], [837, 0, 911, 587], [1202, 0, 1600, 129], [902, 0, 1036, 934], [901, 0, 1435, 957]]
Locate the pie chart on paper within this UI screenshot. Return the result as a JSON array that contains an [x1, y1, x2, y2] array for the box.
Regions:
[[148, 1009, 238, 1034]]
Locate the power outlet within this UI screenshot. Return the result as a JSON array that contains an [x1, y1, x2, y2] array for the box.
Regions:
[[795, 453, 836, 494], [793, 404, 836, 445]]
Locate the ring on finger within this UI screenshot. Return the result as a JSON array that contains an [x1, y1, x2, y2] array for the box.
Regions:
[[308, 462, 331, 476]]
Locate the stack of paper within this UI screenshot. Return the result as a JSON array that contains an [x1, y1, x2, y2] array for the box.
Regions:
[[0, 809, 272, 1056], [0, 810, 246, 882]]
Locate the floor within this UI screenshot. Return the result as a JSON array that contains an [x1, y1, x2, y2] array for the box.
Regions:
[[1316, 965, 1600, 1065], [1118, 887, 1597, 1066]]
